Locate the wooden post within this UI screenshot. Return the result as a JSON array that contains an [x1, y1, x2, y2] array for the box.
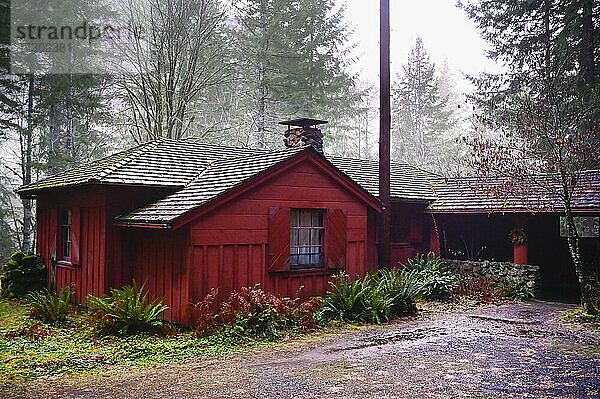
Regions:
[[379, 0, 392, 267], [429, 216, 441, 257]]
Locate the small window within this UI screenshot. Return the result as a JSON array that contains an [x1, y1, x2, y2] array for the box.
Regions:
[[59, 209, 72, 261], [290, 209, 324, 268]]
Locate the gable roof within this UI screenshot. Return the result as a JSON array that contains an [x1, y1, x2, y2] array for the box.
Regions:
[[17, 139, 266, 195], [428, 170, 600, 213], [115, 147, 384, 228], [17, 137, 600, 224]]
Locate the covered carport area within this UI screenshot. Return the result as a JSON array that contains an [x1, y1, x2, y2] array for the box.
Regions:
[[426, 171, 600, 303], [429, 211, 590, 302]]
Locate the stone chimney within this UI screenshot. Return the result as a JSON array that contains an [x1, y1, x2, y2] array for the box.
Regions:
[[280, 118, 327, 153]]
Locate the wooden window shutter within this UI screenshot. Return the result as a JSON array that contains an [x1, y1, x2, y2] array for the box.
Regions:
[[268, 207, 291, 272], [71, 208, 81, 265], [325, 209, 347, 269]]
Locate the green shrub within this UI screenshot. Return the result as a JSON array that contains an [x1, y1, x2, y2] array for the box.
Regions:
[[317, 270, 424, 324], [404, 252, 442, 271], [498, 277, 535, 301], [1, 252, 47, 298], [403, 252, 457, 300], [25, 285, 74, 324], [87, 280, 168, 335]]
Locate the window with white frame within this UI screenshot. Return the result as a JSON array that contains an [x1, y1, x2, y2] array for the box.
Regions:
[[290, 209, 324, 268]]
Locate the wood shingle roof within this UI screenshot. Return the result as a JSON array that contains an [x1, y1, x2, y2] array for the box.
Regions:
[[329, 157, 440, 201], [17, 138, 600, 226], [115, 146, 308, 226], [17, 139, 266, 194], [428, 171, 600, 213]]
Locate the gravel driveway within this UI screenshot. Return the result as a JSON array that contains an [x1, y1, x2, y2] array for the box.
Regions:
[[4, 301, 600, 399]]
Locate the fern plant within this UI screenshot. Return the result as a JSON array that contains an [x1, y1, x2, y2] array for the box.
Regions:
[[317, 269, 425, 324], [378, 268, 424, 315], [403, 252, 457, 300], [25, 285, 74, 324], [87, 280, 168, 335], [403, 252, 442, 272], [317, 272, 371, 323]]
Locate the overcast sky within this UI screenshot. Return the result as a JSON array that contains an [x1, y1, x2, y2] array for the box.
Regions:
[[344, 0, 501, 95]]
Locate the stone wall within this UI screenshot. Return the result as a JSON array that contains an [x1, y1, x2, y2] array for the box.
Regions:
[[441, 259, 541, 295]]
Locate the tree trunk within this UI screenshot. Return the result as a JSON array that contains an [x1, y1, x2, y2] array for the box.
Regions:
[[21, 74, 34, 253], [66, 49, 73, 159], [257, 0, 267, 149], [544, 0, 551, 81], [580, 0, 595, 88], [564, 204, 599, 315]]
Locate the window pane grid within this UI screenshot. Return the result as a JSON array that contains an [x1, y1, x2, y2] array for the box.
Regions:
[[59, 209, 72, 260], [290, 209, 324, 268]]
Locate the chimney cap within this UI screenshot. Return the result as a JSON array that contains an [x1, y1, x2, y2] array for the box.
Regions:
[[278, 118, 328, 128]]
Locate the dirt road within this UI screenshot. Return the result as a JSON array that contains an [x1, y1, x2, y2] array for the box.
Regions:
[[4, 301, 600, 398]]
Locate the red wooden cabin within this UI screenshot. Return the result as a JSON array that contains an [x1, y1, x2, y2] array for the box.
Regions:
[[19, 121, 442, 324], [18, 119, 600, 321]]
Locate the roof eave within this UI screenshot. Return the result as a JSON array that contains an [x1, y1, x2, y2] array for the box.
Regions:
[[16, 181, 185, 198], [426, 207, 600, 214], [113, 220, 171, 229]]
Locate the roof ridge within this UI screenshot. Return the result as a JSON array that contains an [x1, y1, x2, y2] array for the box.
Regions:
[[95, 140, 161, 181], [181, 146, 305, 188], [179, 137, 274, 152], [328, 155, 440, 177]]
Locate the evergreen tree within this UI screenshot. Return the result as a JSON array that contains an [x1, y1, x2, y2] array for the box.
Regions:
[[233, 0, 360, 148], [459, 0, 599, 128], [460, 0, 600, 313], [391, 38, 455, 171]]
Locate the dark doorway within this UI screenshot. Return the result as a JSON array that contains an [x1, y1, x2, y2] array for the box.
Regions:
[[528, 215, 580, 302], [437, 214, 513, 262]]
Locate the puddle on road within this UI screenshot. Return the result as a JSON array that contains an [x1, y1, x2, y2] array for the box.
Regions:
[[469, 314, 541, 325], [328, 327, 448, 352]]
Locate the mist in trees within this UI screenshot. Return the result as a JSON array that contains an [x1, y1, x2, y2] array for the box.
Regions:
[[229, 0, 361, 149], [0, 0, 368, 254], [112, 0, 232, 142], [391, 37, 461, 172]]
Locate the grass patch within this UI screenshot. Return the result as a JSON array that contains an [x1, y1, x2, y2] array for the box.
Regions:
[[0, 299, 30, 334], [561, 307, 600, 324], [0, 299, 269, 381]]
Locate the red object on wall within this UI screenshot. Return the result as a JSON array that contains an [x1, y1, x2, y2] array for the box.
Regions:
[[514, 243, 528, 265], [70, 207, 81, 265]]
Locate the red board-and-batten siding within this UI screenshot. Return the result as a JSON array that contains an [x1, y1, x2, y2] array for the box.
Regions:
[[36, 185, 175, 306], [186, 160, 373, 312], [36, 187, 106, 305]]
